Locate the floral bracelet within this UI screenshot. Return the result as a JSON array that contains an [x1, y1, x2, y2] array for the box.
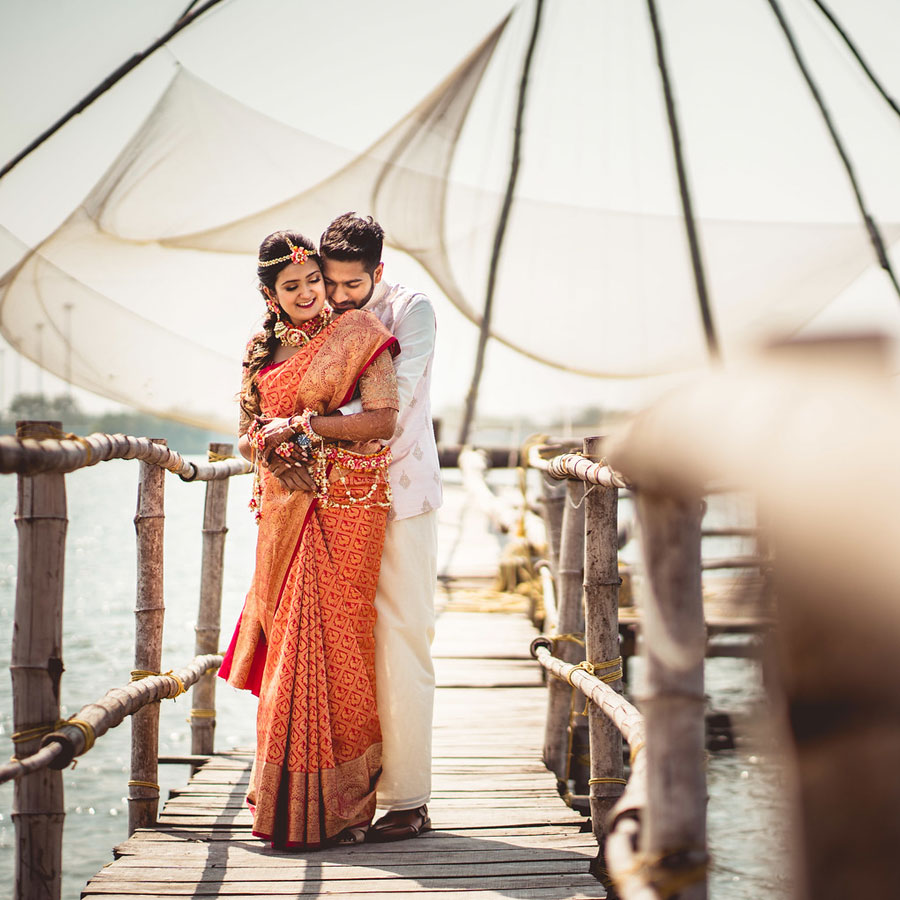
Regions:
[[293, 407, 322, 443]]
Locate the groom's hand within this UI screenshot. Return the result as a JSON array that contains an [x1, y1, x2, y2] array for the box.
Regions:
[[267, 456, 315, 492]]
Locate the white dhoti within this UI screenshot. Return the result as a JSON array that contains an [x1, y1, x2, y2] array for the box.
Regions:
[[373, 509, 438, 811]]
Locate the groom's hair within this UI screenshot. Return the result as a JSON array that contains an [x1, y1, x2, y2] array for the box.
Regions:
[[320, 212, 384, 273]]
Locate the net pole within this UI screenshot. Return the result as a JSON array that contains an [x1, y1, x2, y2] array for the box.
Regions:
[[645, 0, 720, 362], [457, 0, 545, 445], [0, 0, 227, 181], [767, 0, 900, 304], [809, 0, 900, 122]]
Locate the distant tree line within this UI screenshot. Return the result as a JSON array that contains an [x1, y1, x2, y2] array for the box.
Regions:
[[1, 393, 233, 455]]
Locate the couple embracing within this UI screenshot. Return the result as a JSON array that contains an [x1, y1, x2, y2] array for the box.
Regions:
[[219, 212, 441, 848]]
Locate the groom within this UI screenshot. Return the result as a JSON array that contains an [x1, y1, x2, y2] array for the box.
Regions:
[[320, 212, 442, 841]]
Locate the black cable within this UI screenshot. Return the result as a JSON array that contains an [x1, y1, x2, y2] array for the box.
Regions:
[[0, 0, 228, 181], [645, 0, 720, 362], [767, 0, 900, 303], [809, 0, 900, 122]]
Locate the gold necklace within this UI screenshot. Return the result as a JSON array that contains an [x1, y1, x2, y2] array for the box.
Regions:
[[273, 307, 333, 347]]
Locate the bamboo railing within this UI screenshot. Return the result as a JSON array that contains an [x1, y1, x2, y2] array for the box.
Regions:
[[529, 436, 708, 899], [526, 335, 900, 900], [1, 422, 251, 900]]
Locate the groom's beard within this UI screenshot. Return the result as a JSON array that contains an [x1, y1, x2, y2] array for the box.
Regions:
[[329, 280, 376, 313]]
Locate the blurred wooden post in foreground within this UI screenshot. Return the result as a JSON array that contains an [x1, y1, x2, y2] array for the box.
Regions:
[[190, 442, 232, 759], [774, 534, 900, 899], [543, 479, 588, 800], [582, 436, 624, 884], [11, 421, 67, 900], [635, 491, 708, 899], [129, 440, 166, 834]]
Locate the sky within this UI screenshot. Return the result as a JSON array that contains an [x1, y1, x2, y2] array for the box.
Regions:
[[2, 0, 900, 432]]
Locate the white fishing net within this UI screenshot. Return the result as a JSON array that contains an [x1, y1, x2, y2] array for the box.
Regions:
[[1, 0, 899, 430]]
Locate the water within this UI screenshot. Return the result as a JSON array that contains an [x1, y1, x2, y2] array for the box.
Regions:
[[0, 463, 789, 899]]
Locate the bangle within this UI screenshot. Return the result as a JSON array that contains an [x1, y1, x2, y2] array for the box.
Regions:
[[295, 407, 321, 442]]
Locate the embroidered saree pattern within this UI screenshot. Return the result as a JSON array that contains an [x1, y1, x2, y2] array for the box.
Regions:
[[220, 309, 398, 847]]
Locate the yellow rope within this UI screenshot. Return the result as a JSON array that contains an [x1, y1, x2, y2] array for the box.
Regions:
[[163, 670, 186, 697], [130, 670, 160, 681], [629, 741, 646, 766], [552, 632, 585, 649], [11, 719, 64, 744], [593, 656, 622, 670], [589, 777, 627, 785], [208, 450, 234, 462], [566, 660, 595, 685], [132, 668, 186, 699], [61, 432, 95, 465], [566, 657, 622, 687], [24, 425, 95, 464], [65, 717, 96, 754], [128, 780, 160, 792], [189, 709, 216, 719]]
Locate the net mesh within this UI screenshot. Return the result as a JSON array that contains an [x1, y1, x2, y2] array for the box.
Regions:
[[2, 0, 900, 430]]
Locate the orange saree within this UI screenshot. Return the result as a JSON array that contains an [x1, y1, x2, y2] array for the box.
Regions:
[[220, 309, 399, 848]]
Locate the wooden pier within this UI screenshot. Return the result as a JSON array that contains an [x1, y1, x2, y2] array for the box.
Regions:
[[82, 597, 604, 899]]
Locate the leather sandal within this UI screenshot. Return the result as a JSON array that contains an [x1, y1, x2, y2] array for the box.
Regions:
[[367, 804, 431, 843], [334, 823, 369, 845]]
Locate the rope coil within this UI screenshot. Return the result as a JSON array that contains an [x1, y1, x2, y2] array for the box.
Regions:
[[64, 717, 96, 754], [566, 657, 623, 687], [163, 670, 187, 697], [551, 632, 585, 650], [128, 780, 160, 792], [11, 719, 64, 744], [589, 776, 627, 786], [189, 709, 216, 719], [132, 668, 187, 698], [130, 670, 160, 681]]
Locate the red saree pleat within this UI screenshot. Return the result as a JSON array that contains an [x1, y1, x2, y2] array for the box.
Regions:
[[220, 310, 396, 848]]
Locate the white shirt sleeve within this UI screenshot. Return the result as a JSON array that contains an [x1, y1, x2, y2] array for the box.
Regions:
[[389, 299, 436, 415], [339, 297, 435, 418]]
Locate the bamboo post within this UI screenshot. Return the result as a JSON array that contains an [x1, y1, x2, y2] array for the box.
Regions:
[[582, 436, 624, 886], [190, 442, 232, 759], [129, 441, 166, 835], [543, 478, 588, 798], [540, 478, 566, 582], [11, 421, 67, 900], [635, 490, 708, 899]]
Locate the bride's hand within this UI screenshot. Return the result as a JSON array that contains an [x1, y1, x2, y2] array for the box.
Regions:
[[254, 416, 295, 456]]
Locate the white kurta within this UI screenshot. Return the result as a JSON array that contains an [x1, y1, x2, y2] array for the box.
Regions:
[[342, 279, 442, 810]]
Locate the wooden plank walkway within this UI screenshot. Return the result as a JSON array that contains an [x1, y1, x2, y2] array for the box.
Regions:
[[82, 591, 605, 899]]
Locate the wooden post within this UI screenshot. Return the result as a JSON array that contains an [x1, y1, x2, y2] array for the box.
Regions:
[[636, 490, 708, 899], [129, 441, 166, 835], [540, 478, 566, 581], [582, 436, 624, 885], [190, 442, 232, 759], [543, 478, 588, 800], [11, 421, 67, 900]]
